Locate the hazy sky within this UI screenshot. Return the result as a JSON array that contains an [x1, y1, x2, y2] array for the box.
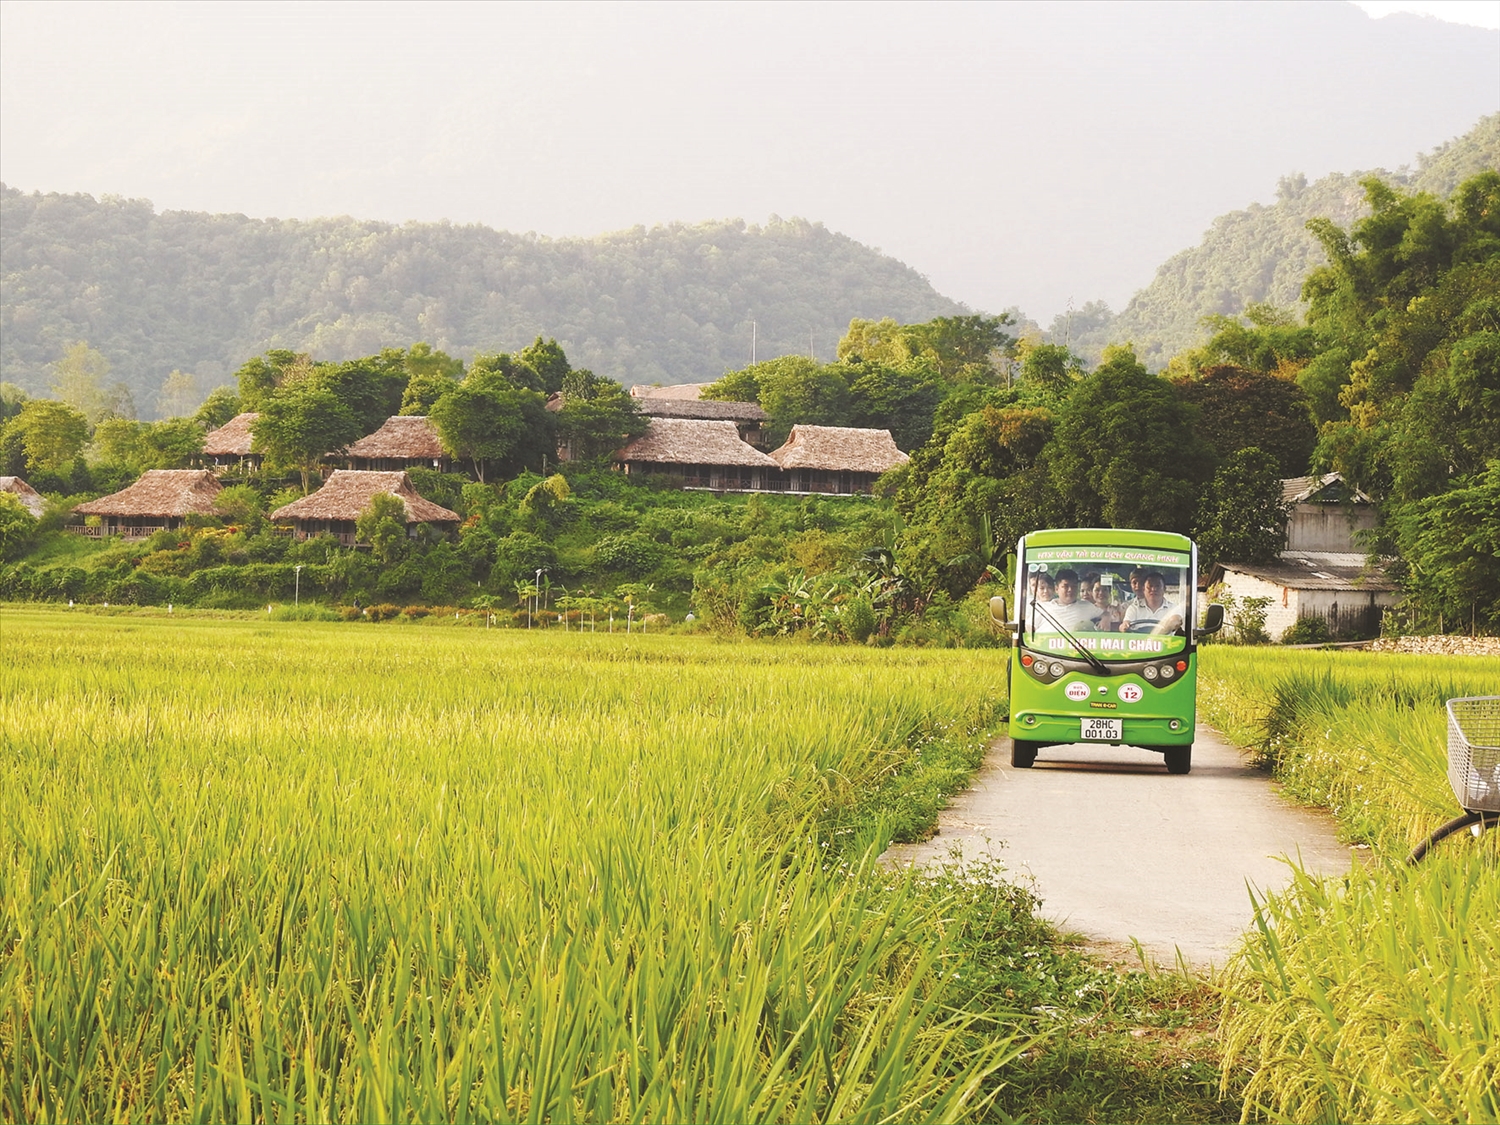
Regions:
[[2, 1, 1496, 322]]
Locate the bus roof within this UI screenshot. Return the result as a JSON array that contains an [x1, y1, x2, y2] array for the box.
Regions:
[[1022, 528, 1193, 552]]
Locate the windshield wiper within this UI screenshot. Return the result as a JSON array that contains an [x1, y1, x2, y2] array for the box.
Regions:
[[1027, 601, 1111, 676]]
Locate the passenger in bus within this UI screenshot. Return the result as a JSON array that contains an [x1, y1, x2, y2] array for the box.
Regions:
[[1122, 571, 1183, 634], [1088, 575, 1124, 631], [1037, 568, 1100, 631], [1125, 567, 1149, 605], [1030, 572, 1055, 603]]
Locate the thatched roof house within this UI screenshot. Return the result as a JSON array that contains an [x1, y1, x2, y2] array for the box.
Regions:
[[630, 383, 713, 400], [767, 425, 909, 494], [342, 416, 450, 471], [71, 469, 225, 538], [270, 470, 459, 546], [614, 418, 777, 490], [200, 412, 262, 469], [636, 397, 768, 446], [0, 476, 46, 518]]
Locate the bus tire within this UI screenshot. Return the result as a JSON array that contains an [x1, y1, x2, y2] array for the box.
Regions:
[[1164, 746, 1192, 774], [1011, 740, 1038, 769]]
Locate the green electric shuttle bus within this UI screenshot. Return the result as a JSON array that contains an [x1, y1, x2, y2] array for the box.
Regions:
[[993, 528, 1224, 774]]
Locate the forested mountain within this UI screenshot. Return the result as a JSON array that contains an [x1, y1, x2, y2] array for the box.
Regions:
[[1063, 114, 1500, 367], [0, 197, 961, 416]]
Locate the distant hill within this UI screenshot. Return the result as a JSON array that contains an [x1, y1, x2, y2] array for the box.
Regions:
[[1064, 114, 1500, 368], [0, 196, 962, 416]]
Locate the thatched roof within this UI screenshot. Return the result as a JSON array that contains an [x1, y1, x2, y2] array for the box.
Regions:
[[769, 426, 910, 474], [201, 412, 260, 456], [73, 470, 225, 517], [1282, 472, 1370, 505], [270, 471, 459, 524], [630, 383, 711, 400], [345, 415, 445, 459], [615, 419, 776, 467], [0, 476, 46, 517], [637, 398, 766, 422]]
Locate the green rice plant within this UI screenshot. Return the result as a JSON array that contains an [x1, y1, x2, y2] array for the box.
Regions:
[[0, 608, 1034, 1123], [1199, 648, 1500, 1123]]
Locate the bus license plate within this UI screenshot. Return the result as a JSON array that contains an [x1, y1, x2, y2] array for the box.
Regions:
[[1081, 718, 1122, 741]]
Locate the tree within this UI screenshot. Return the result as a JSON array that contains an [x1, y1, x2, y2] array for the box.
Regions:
[[317, 359, 406, 438], [837, 318, 914, 366], [49, 342, 114, 423], [846, 361, 943, 451], [903, 314, 1016, 380], [1194, 447, 1289, 569], [429, 377, 554, 483], [400, 371, 459, 415], [91, 418, 145, 467], [0, 491, 37, 561], [356, 491, 409, 564], [896, 405, 1059, 597], [15, 399, 89, 472], [194, 387, 241, 430], [157, 370, 199, 419], [1386, 460, 1500, 633], [1171, 365, 1316, 476], [234, 350, 304, 412], [518, 337, 572, 394], [252, 381, 359, 491], [555, 370, 648, 460], [1017, 342, 1084, 398], [402, 342, 465, 380], [139, 418, 205, 468], [1045, 346, 1214, 534]]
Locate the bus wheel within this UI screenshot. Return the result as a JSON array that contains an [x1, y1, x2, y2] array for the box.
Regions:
[[1164, 746, 1192, 774], [1011, 740, 1038, 769]]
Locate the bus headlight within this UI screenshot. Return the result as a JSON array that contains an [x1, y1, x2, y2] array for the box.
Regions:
[[1143, 666, 1158, 681], [1160, 664, 1176, 680], [1049, 662, 1065, 677]]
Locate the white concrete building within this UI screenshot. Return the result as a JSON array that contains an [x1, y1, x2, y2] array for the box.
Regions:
[[1208, 473, 1398, 640]]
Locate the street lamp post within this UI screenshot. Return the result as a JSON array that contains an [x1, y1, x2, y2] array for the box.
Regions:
[[535, 569, 543, 628], [295, 564, 303, 607]]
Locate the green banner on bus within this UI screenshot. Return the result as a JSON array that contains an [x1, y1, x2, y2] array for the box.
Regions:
[[1026, 547, 1191, 568]]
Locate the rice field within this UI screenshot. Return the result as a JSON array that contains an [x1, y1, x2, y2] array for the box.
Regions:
[[1198, 647, 1500, 1124], [0, 608, 1023, 1123]]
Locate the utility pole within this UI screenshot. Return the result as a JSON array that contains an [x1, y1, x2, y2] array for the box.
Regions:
[[751, 320, 757, 365], [294, 564, 303, 607]]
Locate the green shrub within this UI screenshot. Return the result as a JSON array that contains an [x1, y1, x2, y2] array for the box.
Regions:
[[366, 603, 401, 622], [1280, 615, 1332, 645]]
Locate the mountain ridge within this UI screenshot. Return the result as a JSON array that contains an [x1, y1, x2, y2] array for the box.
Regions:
[[0, 196, 962, 416]]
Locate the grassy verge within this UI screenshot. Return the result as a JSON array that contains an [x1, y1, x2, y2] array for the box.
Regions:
[[1199, 648, 1500, 1123], [819, 671, 1241, 1123]]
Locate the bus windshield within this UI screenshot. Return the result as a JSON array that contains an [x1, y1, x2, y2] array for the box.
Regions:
[[1021, 542, 1193, 660]]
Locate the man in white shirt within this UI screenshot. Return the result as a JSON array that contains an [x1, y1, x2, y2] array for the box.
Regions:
[[1122, 572, 1183, 634], [1037, 568, 1101, 632]]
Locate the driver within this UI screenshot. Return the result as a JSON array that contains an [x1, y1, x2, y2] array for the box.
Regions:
[[1122, 571, 1184, 634]]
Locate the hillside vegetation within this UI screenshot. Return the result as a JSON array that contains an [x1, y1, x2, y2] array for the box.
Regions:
[[0, 198, 960, 414], [1065, 114, 1500, 367]]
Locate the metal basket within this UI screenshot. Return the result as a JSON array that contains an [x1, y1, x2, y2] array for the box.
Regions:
[[1447, 696, 1500, 814]]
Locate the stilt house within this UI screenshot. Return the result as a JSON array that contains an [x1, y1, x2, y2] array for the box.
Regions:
[[342, 416, 450, 472], [613, 418, 777, 490], [270, 470, 460, 546], [767, 425, 909, 495], [200, 413, 263, 471], [71, 469, 225, 539]]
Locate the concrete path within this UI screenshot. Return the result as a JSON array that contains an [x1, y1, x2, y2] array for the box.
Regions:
[[882, 725, 1358, 972]]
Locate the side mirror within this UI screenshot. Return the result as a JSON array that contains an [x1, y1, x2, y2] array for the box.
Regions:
[[1199, 603, 1225, 636], [989, 595, 1010, 627]]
